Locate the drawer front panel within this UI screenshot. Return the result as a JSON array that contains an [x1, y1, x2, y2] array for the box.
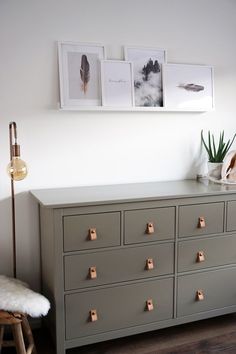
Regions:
[[125, 207, 175, 244], [227, 201, 236, 232], [63, 212, 121, 252], [178, 234, 236, 272], [64, 243, 174, 290], [178, 202, 224, 238], [65, 278, 173, 339], [177, 268, 236, 317]]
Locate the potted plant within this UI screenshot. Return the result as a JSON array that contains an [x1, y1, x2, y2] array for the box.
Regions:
[[201, 130, 236, 179]]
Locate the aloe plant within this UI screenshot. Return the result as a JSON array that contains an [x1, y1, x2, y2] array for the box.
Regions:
[[201, 130, 236, 162]]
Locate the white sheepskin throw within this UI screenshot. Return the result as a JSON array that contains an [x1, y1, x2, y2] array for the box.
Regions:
[[0, 275, 50, 318]]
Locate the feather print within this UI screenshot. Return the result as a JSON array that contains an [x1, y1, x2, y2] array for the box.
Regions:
[[178, 83, 204, 92], [80, 54, 90, 94]]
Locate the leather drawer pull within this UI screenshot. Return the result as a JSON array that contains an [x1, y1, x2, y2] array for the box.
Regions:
[[88, 228, 97, 241], [198, 217, 206, 228], [196, 290, 204, 301], [146, 299, 154, 311], [146, 258, 154, 270], [146, 222, 155, 234], [196, 251, 205, 263], [89, 266, 97, 279], [90, 309, 98, 322]]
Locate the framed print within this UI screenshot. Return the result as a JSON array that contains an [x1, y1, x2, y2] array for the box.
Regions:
[[101, 60, 134, 107], [58, 41, 106, 109], [124, 46, 166, 107], [163, 63, 214, 111]]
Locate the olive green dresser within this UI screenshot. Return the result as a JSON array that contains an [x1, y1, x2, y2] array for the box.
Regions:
[[31, 179, 236, 354]]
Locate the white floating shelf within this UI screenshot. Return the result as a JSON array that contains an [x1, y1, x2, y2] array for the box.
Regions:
[[59, 106, 210, 112]]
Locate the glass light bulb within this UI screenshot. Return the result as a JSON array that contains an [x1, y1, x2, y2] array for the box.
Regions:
[[7, 157, 28, 181]]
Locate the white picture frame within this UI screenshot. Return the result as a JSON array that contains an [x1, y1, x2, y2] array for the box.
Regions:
[[163, 63, 214, 111], [101, 60, 134, 107], [58, 41, 106, 109], [124, 46, 167, 107]]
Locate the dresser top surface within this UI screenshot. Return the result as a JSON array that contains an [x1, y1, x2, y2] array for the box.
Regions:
[[30, 179, 236, 208]]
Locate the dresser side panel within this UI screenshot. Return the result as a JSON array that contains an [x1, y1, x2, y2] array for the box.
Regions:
[[40, 207, 55, 293], [40, 206, 55, 333]]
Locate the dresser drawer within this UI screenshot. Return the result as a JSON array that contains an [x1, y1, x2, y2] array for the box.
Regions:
[[63, 212, 121, 252], [178, 234, 236, 272], [177, 268, 236, 317], [178, 202, 224, 238], [64, 243, 174, 290], [227, 201, 236, 231], [124, 207, 175, 244], [65, 278, 173, 339]]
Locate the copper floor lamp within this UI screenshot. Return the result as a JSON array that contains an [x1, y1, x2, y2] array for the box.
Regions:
[[0, 124, 48, 354], [7, 121, 28, 278]]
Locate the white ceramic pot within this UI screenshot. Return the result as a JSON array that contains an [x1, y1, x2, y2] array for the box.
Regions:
[[208, 162, 223, 180]]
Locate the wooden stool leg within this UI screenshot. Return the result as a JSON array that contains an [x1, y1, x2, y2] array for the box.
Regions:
[[0, 325, 4, 353], [12, 323, 27, 354], [21, 316, 37, 354]]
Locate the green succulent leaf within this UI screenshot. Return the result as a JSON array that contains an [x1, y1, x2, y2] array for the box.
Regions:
[[201, 130, 236, 162]]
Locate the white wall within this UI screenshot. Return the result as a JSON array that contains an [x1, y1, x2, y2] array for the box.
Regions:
[[1, 0, 236, 289]]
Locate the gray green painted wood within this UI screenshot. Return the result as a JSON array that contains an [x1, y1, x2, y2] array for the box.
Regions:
[[177, 267, 236, 316], [64, 243, 174, 290], [124, 207, 175, 244], [178, 234, 236, 272], [30, 179, 236, 354], [65, 278, 173, 340], [30, 179, 236, 208], [227, 201, 236, 231], [63, 212, 121, 251], [178, 202, 224, 238]]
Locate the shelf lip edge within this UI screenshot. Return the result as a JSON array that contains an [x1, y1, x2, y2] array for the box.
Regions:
[[59, 106, 210, 112]]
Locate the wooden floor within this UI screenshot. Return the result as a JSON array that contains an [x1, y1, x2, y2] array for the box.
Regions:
[[3, 314, 236, 353]]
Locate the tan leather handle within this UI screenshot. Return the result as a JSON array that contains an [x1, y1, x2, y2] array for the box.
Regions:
[[146, 299, 154, 311], [146, 258, 154, 270], [89, 266, 97, 279], [146, 222, 154, 235], [196, 251, 205, 263], [198, 217, 206, 228], [88, 228, 97, 241], [90, 309, 98, 322], [196, 290, 204, 301]]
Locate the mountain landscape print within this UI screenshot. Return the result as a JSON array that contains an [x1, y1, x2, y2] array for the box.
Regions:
[[125, 47, 166, 107]]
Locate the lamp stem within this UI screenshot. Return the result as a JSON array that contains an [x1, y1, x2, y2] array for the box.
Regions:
[[9, 122, 17, 278], [11, 178, 16, 278]]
